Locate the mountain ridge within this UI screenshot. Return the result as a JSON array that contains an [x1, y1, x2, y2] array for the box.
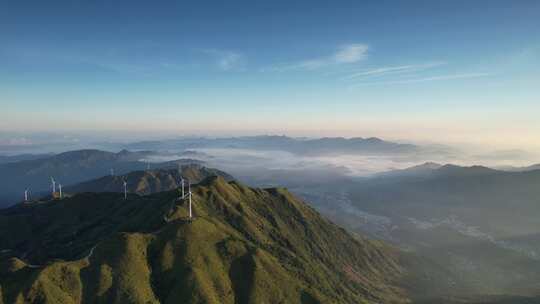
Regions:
[[376, 162, 501, 179], [0, 176, 407, 304], [123, 135, 419, 156]]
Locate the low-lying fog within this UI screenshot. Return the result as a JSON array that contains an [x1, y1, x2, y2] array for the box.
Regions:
[[2, 133, 538, 176], [144, 147, 539, 180]]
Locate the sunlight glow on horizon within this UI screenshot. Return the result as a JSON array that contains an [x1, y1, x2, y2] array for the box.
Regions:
[[0, 1, 539, 155]]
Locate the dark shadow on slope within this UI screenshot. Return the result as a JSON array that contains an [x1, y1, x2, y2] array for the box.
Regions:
[[229, 252, 256, 304], [300, 291, 322, 304]]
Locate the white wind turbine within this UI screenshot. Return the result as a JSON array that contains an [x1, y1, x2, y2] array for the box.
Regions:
[[123, 179, 128, 200], [177, 164, 185, 198], [188, 180, 192, 220], [51, 177, 56, 195], [24, 189, 29, 202], [181, 176, 185, 198], [59, 183, 63, 199]]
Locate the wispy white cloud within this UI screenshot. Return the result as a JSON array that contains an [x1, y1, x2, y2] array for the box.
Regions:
[[263, 43, 369, 72], [349, 72, 492, 87], [342, 62, 446, 80], [202, 49, 244, 71], [333, 44, 369, 63]]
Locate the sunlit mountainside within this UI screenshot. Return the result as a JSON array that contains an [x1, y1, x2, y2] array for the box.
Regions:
[[0, 176, 405, 304]]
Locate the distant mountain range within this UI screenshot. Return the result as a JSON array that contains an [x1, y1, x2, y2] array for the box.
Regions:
[[346, 163, 540, 298], [124, 135, 420, 156], [376, 162, 500, 179], [0, 176, 406, 303], [360, 163, 540, 242], [0, 149, 202, 208]]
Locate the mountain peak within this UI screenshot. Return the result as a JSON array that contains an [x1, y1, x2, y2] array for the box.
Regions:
[[365, 137, 383, 143], [414, 161, 443, 170], [437, 164, 497, 175], [117, 149, 131, 155]]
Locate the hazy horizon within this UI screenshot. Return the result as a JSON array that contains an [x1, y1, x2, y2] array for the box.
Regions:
[[1, 0, 539, 155], [1, 131, 539, 172]]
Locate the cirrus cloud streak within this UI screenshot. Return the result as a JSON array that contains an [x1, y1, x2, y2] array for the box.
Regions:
[[262, 43, 369, 72]]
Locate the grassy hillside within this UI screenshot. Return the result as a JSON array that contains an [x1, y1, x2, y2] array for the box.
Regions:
[[65, 165, 233, 196], [0, 176, 407, 304]]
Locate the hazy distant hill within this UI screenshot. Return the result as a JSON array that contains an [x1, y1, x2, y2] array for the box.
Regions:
[[375, 163, 502, 180], [376, 162, 444, 178], [497, 163, 540, 172], [65, 165, 234, 195], [0, 153, 54, 164], [356, 165, 540, 231], [347, 164, 540, 298], [124, 135, 419, 156], [0, 149, 202, 208], [0, 176, 406, 304]]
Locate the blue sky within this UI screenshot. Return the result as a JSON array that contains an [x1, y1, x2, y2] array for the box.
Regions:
[[0, 0, 539, 149]]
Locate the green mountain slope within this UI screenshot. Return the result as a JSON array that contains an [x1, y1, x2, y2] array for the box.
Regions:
[[0, 176, 407, 304], [64, 165, 234, 196]]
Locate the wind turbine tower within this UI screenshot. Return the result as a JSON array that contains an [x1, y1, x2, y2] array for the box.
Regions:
[[188, 180, 192, 220], [24, 189, 29, 202], [59, 184, 63, 199], [123, 180, 127, 200], [181, 177, 185, 198], [177, 164, 185, 197], [51, 177, 56, 195]]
